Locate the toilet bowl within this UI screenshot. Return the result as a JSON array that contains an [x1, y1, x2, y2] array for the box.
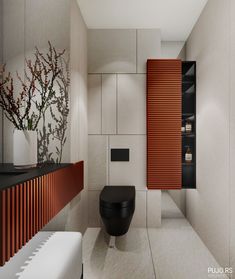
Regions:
[[99, 186, 135, 236]]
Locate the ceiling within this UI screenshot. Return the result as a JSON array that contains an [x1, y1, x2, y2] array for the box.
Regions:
[[77, 0, 208, 41]]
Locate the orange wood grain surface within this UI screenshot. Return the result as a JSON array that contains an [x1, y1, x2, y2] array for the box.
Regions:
[[0, 190, 6, 266], [0, 161, 84, 266], [147, 59, 182, 189]]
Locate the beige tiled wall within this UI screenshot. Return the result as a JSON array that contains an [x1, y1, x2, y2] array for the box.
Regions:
[[117, 74, 146, 134], [87, 29, 161, 228], [88, 29, 137, 74], [137, 29, 161, 73], [109, 135, 146, 189], [102, 74, 117, 134], [88, 75, 102, 134], [88, 135, 108, 190]]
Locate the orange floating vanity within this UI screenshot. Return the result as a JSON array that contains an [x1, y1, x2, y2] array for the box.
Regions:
[[0, 162, 84, 266]]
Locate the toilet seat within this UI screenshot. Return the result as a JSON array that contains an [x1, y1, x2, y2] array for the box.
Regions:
[[100, 186, 135, 209]]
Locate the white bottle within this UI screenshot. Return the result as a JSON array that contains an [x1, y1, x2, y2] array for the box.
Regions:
[[185, 120, 192, 133], [185, 147, 192, 163]]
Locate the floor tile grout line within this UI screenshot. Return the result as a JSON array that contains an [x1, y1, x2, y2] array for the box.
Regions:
[[146, 227, 159, 279], [146, 191, 159, 279]]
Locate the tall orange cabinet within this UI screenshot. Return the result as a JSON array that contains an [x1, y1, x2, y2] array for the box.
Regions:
[[147, 59, 182, 189]]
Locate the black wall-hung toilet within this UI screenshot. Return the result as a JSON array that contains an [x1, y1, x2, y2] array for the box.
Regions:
[[99, 186, 135, 236]]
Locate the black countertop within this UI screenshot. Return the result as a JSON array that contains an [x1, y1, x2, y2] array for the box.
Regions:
[[0, 163, 72, 191]]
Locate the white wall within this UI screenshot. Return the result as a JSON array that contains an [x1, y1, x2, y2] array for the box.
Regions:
[[69, 0, 88, 233], [1, 0, 88, 234], [43, 0, 88, 234], [178, 44, 186, 61], [161, 41, 185, 59], [0, 0, 3, 163], [230, 0, 235, 276], [2, 0, 70, 163], [186, 0, 231, 270], [168, 189, 186, 216], [2, 0, 25, 162], [87, 29, 162, 228]]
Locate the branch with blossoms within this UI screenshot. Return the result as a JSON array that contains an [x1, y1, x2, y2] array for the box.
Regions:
[[49, 56, 70, 163], [0, 64, 36, 130], [0, 42, 66, 131], [38, 55, 70, 163]]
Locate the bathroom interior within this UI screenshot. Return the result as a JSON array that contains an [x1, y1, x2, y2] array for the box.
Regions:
[[0, 0, 235, 278]]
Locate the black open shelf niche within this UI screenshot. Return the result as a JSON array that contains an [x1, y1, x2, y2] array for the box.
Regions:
[[182, 61, 196, 189]]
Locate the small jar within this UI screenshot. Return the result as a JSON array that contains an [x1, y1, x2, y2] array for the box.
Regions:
[[185, 147, 192, 163], [185, 120, 192, 133]]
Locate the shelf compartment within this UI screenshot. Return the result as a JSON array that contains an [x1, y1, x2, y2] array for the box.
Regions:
[[182, 162, 194, 166], [182, 92, 195, 114], [182, 121, 195, 134], [182, 136, 195, 152], [182, 61, 195, 76], [182, 82, 195, 93], [182, 133, 195, 138], [182, 114, 195, 123], [182, 75, 195, 83], [182, 91, 195, 95], [182, 164, 196, 188]]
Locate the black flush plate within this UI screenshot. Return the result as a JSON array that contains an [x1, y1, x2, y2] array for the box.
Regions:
[[111, 149, 129, 162]]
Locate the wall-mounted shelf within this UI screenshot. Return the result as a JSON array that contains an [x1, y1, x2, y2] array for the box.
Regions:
[[182, 61, 196, 189], [182, 133, 195, 137], [182, 112, 195, 116], [182, 83, 195, 92]]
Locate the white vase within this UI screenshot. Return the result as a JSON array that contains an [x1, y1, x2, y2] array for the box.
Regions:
[[13, 130, 38, 168]]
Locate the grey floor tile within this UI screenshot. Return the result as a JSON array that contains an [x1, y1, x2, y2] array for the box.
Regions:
[[83, 228, 155, 279]]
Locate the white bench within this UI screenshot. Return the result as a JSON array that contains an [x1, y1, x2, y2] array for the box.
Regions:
[[0, 232, 83, 279]]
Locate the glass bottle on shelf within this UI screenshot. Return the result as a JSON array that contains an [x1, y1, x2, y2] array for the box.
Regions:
[[185, 147, 192, 163], [185, 120, 192, 133]]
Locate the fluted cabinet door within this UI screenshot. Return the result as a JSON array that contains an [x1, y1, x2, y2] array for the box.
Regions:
[[0, 161, 84, 266], [147, 59, 182, 189]]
